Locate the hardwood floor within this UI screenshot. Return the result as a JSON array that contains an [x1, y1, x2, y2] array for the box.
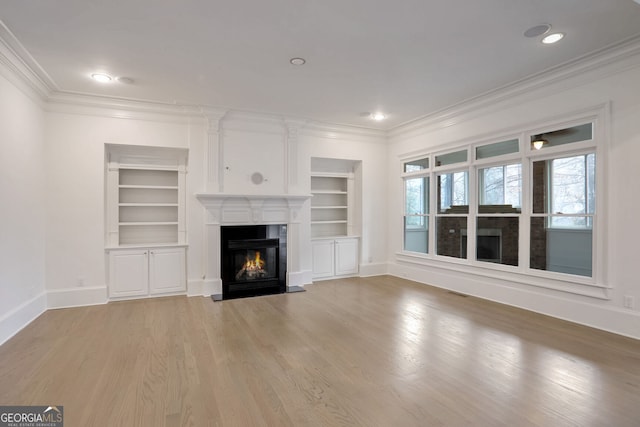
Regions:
[[1, 276, 639, 426]]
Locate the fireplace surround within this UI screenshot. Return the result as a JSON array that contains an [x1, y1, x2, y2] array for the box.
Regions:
[[221, 224, 287, 299], [196, 193, 311, 298]]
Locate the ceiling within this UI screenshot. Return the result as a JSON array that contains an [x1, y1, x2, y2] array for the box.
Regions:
[[1, 0, 640, 130]]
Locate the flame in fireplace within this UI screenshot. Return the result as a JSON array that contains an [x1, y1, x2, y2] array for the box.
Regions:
[[236, 250, 268, 280], [244, 251, 265, 272]]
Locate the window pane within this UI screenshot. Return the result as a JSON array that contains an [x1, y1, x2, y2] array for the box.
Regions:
[[404, 157, 429, 172], [437, 217, 467, 259], [476, 217, 519, 266], [532, 153, 596, 218], [476, 139, 519, 160], [404, 216, 428, 253], [530, 218, 592, 277], [435, 149, 467, 167], [552, 156, 587, 215], [405, 177, 429, 215], [530, 123, 592, 151], [478, 164, 521, 213], [438, 171, 468, 214]]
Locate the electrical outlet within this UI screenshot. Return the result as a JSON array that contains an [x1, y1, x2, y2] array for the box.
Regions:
[[623, 295, 635, 309]]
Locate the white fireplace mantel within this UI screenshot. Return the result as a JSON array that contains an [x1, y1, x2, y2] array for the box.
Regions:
[[196, 192, 312, 295], [196, 193, 311, 225]]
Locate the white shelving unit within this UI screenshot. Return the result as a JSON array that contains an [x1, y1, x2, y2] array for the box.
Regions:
[[117, 167, 181, 246], [310, 158, 361, 280], [310, 173, 353, 238], [105, 144, 188, 299]]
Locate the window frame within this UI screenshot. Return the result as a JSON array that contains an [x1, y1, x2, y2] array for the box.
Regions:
[[396, 105, 608, 296]]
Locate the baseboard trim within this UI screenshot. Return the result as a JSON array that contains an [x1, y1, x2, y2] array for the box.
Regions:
[[47, 286, 108, 309], [387, 263, 640, 340], [359, 262, 388, 277], [0, 292, 47, 346], [202, 279, 221, 296], [187, 279, 204, 296], [288, 270, 312, 288]]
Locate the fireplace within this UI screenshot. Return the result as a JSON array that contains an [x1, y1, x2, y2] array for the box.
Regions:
[[221, 224, 287, 299]]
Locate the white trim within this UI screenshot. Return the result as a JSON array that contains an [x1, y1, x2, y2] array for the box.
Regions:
[[359, 262, 388, 277], [396, 252, 608, 297], [0, 292, 47, 346], [389, 35, 640, 139], [396, 104, 607, 292], [187, 279, 205, 296], [386, 266, 639, 340], [287, 270, 312, 288], [47, 287, 108, 309]]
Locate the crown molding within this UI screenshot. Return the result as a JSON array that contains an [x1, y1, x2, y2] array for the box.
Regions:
[[0, 21, 54, 103], [300, 120, 387, 143], [389, 34, 640, 140]]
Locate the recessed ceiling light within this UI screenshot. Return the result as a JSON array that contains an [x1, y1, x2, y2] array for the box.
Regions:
[[116, 76, 134, 84], [290, 57, 306, 66], [524, 24, 551, 38], [542, 32, 564, 44], [371, 112, 386, 121], [91, 73, 112, 83]]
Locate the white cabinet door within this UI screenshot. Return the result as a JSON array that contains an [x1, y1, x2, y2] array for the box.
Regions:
[[335, 238, 359, 276], [149, 247, 186, 294], [312, 239, 335, 279], [109, 249, 149, 297]]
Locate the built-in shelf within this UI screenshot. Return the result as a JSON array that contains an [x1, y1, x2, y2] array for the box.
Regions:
[[119, 222, 179, 226], [119, 203, 179, 207], [106, 144, 187, 248], [119, 185, 179, 190], [310, 157, 362, 280], [311, 172, 354, 238]]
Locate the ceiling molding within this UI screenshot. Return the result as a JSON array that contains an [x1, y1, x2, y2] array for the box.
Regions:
[[300, 120, 387, 143], [389, 34, 640, 140], [0, 21, 53, 103]]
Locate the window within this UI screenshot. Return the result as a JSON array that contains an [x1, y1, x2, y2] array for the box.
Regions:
[[530, 123, 593, 151], [435, 149, 467, 167], [476, 139, 519, 160], [404, 157, 429, 173], [549, 154, 596, 228], [531, 153, 595, 277], [404, 177, 429, 253], [399, 113, 601, 287], [439, 171, 469, 213], [478, 164, 522, 211], [436, 171, 468, 258], [476, 164, 522, 266]]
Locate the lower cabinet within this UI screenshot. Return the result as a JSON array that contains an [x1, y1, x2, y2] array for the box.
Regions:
[[108, 246, 186, 298], [312, 237, 359, 280]]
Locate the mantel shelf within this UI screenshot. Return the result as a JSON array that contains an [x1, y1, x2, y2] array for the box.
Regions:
[[196, 193, 312, 226], [119, 185, 178, 190]]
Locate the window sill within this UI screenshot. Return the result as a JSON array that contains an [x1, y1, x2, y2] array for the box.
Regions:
[[395, 251, 610, 300]]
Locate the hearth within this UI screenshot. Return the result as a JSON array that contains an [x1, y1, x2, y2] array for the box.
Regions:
[[221, 225, 287, 299]]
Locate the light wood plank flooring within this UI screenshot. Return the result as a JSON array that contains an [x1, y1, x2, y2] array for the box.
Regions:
[[1, 276, 639, 426]]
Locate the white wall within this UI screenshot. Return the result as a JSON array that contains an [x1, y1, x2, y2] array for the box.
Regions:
[[0, 72, 47, 344], [43, 109, 198, 306], [299, 129, 388, 276], [387, 46, 640, 339], [39, 106, 387, 308]]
